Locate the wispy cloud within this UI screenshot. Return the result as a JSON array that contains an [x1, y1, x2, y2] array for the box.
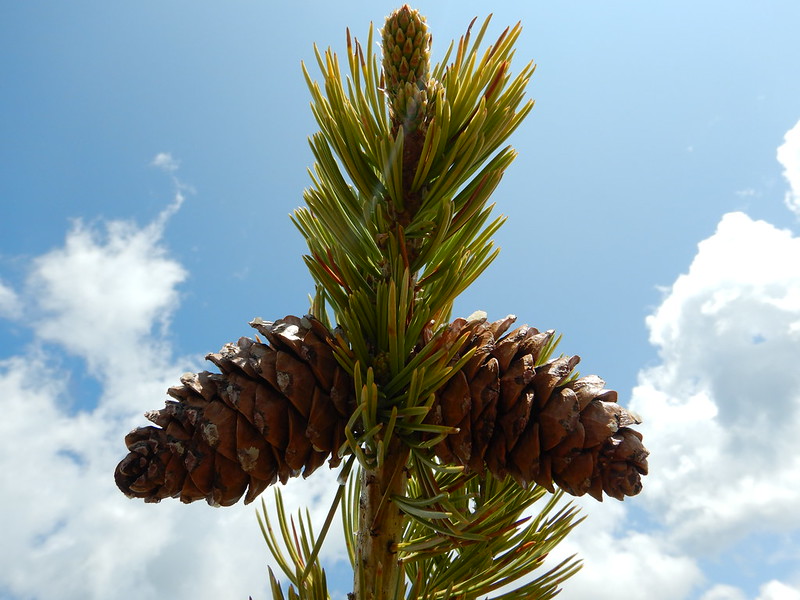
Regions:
[[0, 279, 21, 320], [150, 152, 190, 234], [778, 119, 800, 219], [150, 152, 180, 173]]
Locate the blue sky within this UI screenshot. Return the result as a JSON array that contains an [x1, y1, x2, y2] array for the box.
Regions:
[[1, 2, 799, 599]]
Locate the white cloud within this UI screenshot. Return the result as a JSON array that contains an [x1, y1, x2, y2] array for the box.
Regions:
[[550, 499, 703, 599], [704, 580, 800, 600], [700, 582, 800, 600], [777, 119, 800, 218], [0, 198, 347, 600], [756, 580, 800, 600], [701, 581, 800, 600], [631, 212, 800, 552], [26, 214, 186, 381], [700, 584, 748, 600], [5, 116, 800, 599], [151, 152, 180, 172], [555, 119, 800, 598], [0, 278, 21, 319]]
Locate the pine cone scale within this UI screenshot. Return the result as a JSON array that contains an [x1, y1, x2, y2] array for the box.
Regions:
[[308, 388, 339, 453], [498, 352, 534, 412], [538, 387, 581, 451]]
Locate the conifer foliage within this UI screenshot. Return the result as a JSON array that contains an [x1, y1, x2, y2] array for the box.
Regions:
[[115, 6, 648, 599]]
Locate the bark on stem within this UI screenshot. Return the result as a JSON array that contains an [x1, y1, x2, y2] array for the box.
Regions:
[[354, 440, 409, 600]]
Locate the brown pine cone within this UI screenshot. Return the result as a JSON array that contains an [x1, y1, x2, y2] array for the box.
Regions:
[[427, 316, 649, 501], [114, 316, 354, 506]]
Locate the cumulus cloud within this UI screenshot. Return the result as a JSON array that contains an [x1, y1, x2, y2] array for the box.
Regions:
[[554, 210, 800, 599], [549, 498, 703, 599], [554, 119, 800, 600], [0, 188, 347, 600], [756, 581, 800, 600], [26, 213, 186, 380], [701, 580, 800, 600], [631, 212, 800, 551], [5, 119, 800, 599], [700, 584, 749, 600], [778, 119, 800, 218]]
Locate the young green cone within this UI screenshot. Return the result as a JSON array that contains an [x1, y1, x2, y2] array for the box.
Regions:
[[382, 4, 432, 134], [382, 4, 429, 89]]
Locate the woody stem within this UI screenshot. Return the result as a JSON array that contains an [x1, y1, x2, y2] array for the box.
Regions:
[[354, 438, 409, 600]]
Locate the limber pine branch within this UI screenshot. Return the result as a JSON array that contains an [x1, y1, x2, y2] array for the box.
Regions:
[[113, 6, 649, 600]]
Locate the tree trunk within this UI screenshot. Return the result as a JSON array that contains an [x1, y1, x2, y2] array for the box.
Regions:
[[354, 439, 409, 600]]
